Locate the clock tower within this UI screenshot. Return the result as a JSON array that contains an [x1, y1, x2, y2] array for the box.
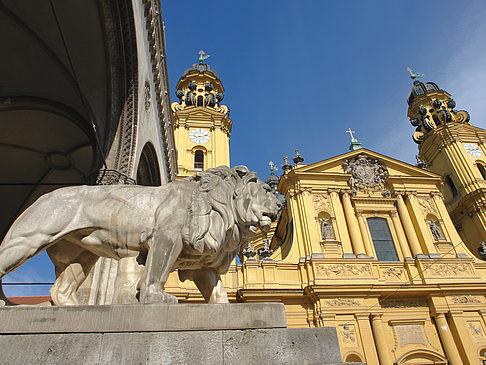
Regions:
[[407, 78, 486, 257], [171, 53, 232, 179]]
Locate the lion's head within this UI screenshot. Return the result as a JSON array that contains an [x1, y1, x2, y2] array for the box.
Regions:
[[232, 166, 282, 236], [183, 166, 282, 253]]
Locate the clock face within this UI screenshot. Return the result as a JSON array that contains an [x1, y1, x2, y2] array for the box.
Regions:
[[189, 129, 210, 144], [464, 143, 483, 157]]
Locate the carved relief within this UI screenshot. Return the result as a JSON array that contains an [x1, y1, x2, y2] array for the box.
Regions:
[[312, 193, 331, 211], [427, 263, 471, 276], [381, 300, 428, 308], [316, 263, 372, 277], [467, 322, 484, 340], [382, 267, 405, 280], [326, 298, 361, 306], [340, 325, 357, 346], [342, 154, 390, 196], [418, 196, 438, 216], [144, 81, 151, 112], [450, 295, 482, 304]]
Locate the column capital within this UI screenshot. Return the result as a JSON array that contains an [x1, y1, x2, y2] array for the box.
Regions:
[[355, 209, 364, 217], [430, 191, 444, 199], [394, 190, 418, 198], [389, 210, 398, 218], [341, 190, 351, 198], [433, 311, 448, 318], [354, 313, 372, 320], [327, 188, 341, 194], [370, 313, 384, 320]]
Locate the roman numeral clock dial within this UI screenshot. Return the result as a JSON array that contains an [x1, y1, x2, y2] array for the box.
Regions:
[[189, 129, 210, 144]]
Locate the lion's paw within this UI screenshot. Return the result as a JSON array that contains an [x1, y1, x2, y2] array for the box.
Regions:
[[142, 290, 178, 305]]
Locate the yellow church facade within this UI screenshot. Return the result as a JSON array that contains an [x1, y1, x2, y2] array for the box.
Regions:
[[165, 62, 486, 364]]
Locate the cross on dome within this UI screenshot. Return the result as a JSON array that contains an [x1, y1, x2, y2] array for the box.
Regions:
[[346, 128, 355, 140]]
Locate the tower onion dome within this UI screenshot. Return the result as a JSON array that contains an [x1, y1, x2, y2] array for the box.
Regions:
[[265, 173, 279, 192], [182, 63, 219, 79], [407, 80, 440, 105]]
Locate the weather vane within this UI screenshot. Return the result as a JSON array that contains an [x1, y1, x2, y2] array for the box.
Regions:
[[346, 128, 355, 140], [406, 67, 424, 80], [198, 50, 210, 64]]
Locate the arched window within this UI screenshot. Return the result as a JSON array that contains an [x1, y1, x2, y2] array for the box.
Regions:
[[478, 163, 486, 180], [445, 175, 458, 198], [197, 95, 204, 107], [194, 150, 204, 171], [136, 143, 161, 186], [367, 217, 399, 261]]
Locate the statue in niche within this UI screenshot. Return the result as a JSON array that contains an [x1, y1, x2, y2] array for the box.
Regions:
[[428, 220, 444, 241], [321, 218, 334, 240]]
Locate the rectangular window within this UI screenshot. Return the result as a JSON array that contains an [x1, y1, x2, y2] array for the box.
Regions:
[[367, 217, 399, 261]]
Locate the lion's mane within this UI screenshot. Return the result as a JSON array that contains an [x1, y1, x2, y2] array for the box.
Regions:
[[181, 166, 250, 254]]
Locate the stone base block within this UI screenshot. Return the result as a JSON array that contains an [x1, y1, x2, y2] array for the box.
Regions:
[[0, 303, 343, 364], [0, 302, 286, 333]]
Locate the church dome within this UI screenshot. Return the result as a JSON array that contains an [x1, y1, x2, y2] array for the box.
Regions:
[[182, 63, 219, 80], [265, 173, 279, 188], [407, 80, 440, 105]]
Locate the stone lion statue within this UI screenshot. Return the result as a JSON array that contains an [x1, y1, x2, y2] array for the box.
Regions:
[[0, 166, 282, 305]]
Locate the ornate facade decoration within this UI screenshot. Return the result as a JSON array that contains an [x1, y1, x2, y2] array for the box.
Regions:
[[427, 263, 471, 276], [326, 298, 361, 306], [450, 295, 482, 304], [340, 325, 357, 345], [380, 300, 428, 308], [467, 322, 485, 340], [143, 81, 151, 112], [316, 263, 372, 277], [312, 193, 331, 212], [418, 196, 438, 216], [342, 154, 390, 196], [382, 267, 405, 280]]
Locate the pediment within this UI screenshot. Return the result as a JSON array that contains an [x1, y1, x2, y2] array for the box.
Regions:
[[294, 148, 440, 179]]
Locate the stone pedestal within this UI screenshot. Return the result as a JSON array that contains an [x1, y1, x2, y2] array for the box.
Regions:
[[0, 303, 344, 364]]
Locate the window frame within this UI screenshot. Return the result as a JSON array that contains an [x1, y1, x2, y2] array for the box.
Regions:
[[366, 215, 401, 262], [194, 149, 204, 171]]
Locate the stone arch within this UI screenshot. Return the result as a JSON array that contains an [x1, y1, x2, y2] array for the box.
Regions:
[[396, 348, 447, 364], [343, 352, 363, 363], [136, 142, 161, 186]]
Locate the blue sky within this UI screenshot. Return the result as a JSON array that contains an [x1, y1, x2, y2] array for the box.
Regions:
[[162, 1, 486, 178], [5, 1, 486, 296]]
